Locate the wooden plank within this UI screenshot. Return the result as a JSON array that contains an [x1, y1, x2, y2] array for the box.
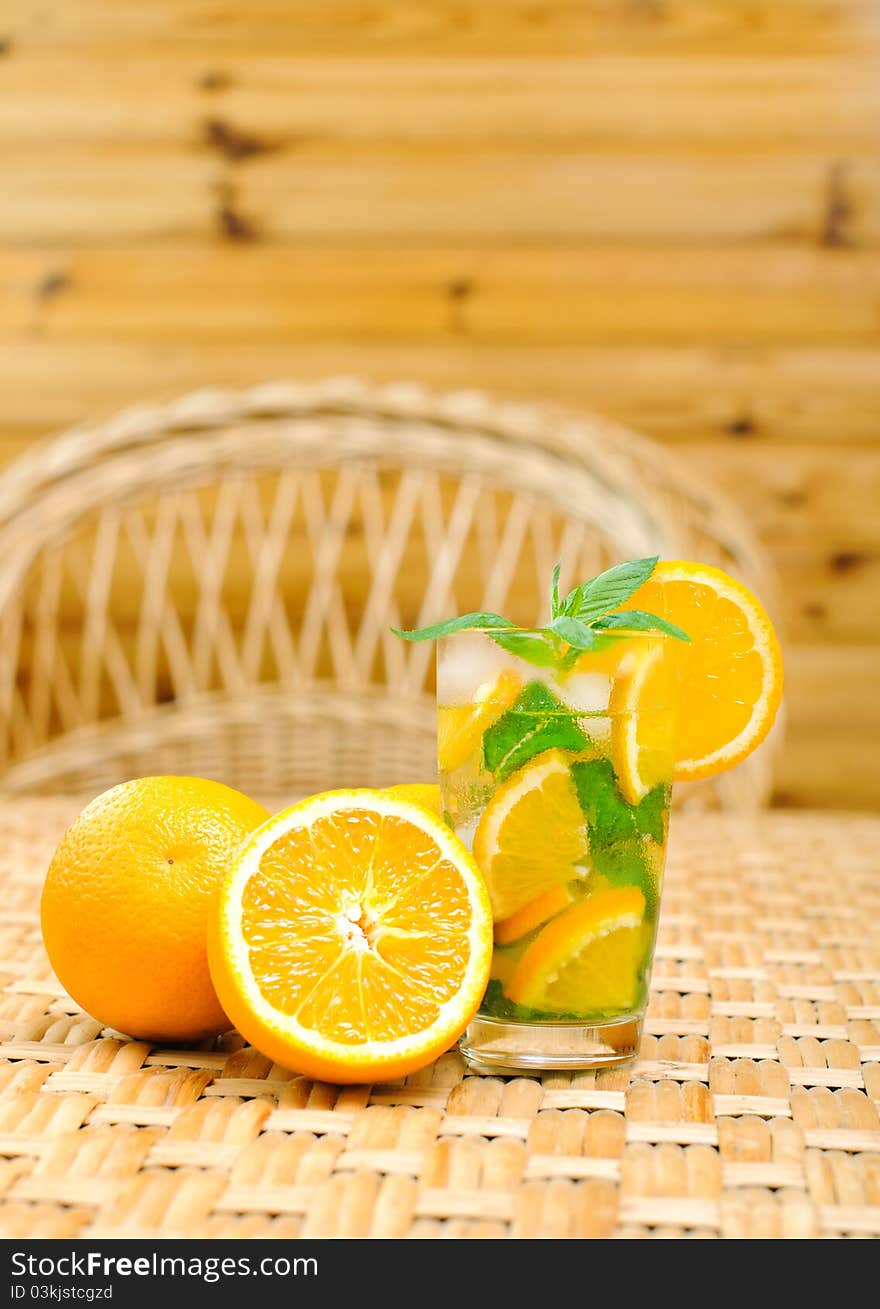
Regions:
[[0, 150, 217, 245], [0, 342, 876, 446], [5, 1, 879, 56], [774, 732, 880, 809], [244, 150, 880, 245], [785, 645, 880, 734], [2, 55, 878, 148], [688, 444, 880, 643], [768, 544, 880, 645], [2, 146, 878, 246], [2, 246, 878, 347], [686, 445, 880, 547]]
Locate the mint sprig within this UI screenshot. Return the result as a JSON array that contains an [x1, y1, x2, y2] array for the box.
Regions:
[[391, 556, 690, 671], [559, 556, 656, 621]]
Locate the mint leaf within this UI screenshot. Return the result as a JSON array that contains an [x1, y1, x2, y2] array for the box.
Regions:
[[488, 629, 558, 667], [572, 758, 637, 845], [564, 557, 658, 624], [548, 615, 596, 650], [392, 611, 515, 642], [592, 839, 658, 918], [592, 610, 690, 642], [481, 977, 596, 1023], [550, 562, 561, 618], [571, 759, 665, 916], [634, 783, 670, 844], [483, 681, 590, 781]]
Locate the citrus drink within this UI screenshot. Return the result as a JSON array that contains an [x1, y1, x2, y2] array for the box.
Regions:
[[438, 630, 676, 1071]]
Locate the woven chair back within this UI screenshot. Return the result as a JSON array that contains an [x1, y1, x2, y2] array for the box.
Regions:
[[0, 380, 780, 808]]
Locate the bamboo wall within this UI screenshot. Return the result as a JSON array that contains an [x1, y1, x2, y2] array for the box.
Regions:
[[2, 2, 879, 809]]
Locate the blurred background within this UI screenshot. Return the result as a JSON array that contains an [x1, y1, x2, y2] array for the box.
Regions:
[[1, 2, 878, 810]]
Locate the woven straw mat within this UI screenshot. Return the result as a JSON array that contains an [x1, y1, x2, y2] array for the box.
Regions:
[[1, 800, 879, 1239]]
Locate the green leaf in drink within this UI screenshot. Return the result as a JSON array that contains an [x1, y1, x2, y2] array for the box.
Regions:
[[633, 782, 670, 844], [571, 758, 662, 915], [481, 977, 611, 1024], [483, 681, 590, 782], [590, 839, 659, 918], [572, 758, 637, 845]]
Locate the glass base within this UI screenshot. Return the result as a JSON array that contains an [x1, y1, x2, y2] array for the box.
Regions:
[[460, 1012, 643, 1074]]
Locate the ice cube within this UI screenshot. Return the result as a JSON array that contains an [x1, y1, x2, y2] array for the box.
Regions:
[[557, 671, 612, 741], [436, 632, 515, 705], [557, 672, 611, 715]]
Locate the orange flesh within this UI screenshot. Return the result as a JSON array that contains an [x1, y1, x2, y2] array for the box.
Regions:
[[473, 751, 590, 922], [438, 668, 521, 771], [240, 810, 474, 1045], [494, 883, 575, 946]]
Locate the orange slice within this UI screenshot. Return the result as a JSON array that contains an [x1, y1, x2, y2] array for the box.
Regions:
[[381, 783, 441, 815], [609, 641, 677, 805], [208, 790, 492, 1084], [437, 668, 521, 772], [472, 749, 589, 922], [494, 882, 575, 946], [506, 886, 647, 1014], [616, 561, 784, 781]]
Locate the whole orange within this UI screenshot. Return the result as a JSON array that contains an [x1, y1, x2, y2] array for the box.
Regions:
[[41, 777, 269, 1041]]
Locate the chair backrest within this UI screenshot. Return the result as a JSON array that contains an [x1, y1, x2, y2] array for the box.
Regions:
[[0, 378, 780, 808]]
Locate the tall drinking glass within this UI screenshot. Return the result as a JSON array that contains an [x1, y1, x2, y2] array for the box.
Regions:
[[437, 629, 676, 1072]]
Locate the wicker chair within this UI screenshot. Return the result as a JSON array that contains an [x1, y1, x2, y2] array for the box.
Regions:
[[0, 378, 780, 809]]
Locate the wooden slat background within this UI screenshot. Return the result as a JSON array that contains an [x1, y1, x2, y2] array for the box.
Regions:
[[1, 1, 878, 809]]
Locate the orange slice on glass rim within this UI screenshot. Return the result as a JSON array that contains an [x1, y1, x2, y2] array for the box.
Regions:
[[615, 560, 784, 782], [609, 641, 676, 806], [208, 791, 492, 1084]]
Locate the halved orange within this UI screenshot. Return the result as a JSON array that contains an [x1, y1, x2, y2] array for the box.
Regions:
[[609, 641, 677, 805], [208, 790, 492, 1084], [506, 886, 647, 1014], [472, 749, 589, 922], [615, 561, 784, 781], [437, 668, 521, 772]]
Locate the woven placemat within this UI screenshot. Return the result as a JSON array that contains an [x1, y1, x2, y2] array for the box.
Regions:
[[1, 800, 878, 1239]]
